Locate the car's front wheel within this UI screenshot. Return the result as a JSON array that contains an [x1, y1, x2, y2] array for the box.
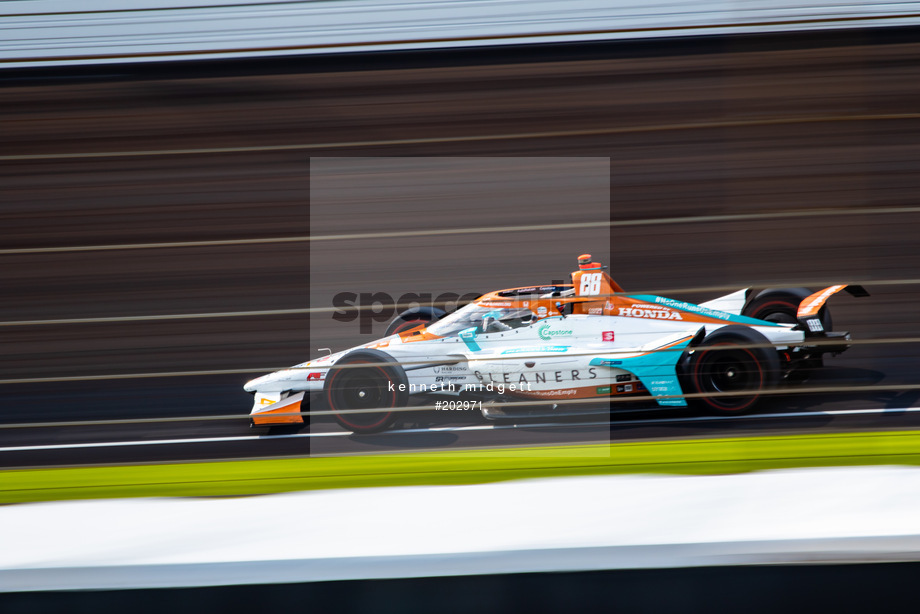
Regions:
[[323, 349, 408, 434], [686, 326, 780, 414]]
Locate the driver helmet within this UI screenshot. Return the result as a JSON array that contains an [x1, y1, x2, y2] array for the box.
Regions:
[[578, 253, 603, 271]]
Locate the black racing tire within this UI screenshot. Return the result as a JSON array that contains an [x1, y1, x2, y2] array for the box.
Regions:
[[686, 325, 780, 415], [742, 287, 833, 330], [323, 349, 409, 434], [384, 306, 446, 337]]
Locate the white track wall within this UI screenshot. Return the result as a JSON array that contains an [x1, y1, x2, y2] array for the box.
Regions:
[[4, 467, 920, 591]]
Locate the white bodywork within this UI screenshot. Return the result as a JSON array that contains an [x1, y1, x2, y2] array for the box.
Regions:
[[245, 290, 806, 418]]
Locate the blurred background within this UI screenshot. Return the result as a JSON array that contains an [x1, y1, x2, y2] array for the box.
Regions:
[[5, 3, 920, 612], [2, 5, 920, 465]]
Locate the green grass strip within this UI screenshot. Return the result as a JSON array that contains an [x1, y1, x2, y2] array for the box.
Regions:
[[4, 430, 920, 504]]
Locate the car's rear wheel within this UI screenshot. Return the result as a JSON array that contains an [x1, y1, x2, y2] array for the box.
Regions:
[[686, 326, 780, 414], [743, 287, 833, 330], [324, 349, 408, 434], [384, 306, 446, 336]]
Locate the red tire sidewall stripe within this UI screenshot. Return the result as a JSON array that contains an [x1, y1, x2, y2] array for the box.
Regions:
[[693, 342, 763, 412], [327, 360, 396, 430]]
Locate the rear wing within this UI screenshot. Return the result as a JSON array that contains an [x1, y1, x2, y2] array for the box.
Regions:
[[797, 284, 869, 332]]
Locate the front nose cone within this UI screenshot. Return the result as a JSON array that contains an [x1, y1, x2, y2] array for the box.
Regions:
[[243, 375, 266, 392], [243, 371, 282, 392], [244, 369, 294, 392]]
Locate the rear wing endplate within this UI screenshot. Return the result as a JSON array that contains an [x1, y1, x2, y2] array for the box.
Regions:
[[796, 284, 869, 332]]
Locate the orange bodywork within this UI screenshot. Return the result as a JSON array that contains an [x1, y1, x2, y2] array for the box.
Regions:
[[251, 393, 305, 426], [395, 327, 442, 343], [798, 285, 847, 318]]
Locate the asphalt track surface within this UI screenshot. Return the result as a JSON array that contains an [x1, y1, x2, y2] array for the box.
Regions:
[[2, 30, 920, 467]]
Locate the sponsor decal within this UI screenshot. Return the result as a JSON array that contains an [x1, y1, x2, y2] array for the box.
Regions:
[[639, 295, 777, 326], [306, 372, 324, 381], [502, 346, 570, 354], [806, 318, 824, 332], [604, 300, 614, 311], [435, 376, 467, 382], [527, 389, 578, 397], [616, 385, 624, 392], [474, 368, 598, 384], [616, 374, 631, 382], [651, 296, 721, 319], [433, 365, 466, 374], [624, 384, 633, 392], [602, 331, 615, 342], [596, 386, 611, 394], [588, 307, 603, 315], [618, 306, 682, 320], [537, 306, 548, 318], [506, 286, 561, 295], [538, 325, 573, 340]]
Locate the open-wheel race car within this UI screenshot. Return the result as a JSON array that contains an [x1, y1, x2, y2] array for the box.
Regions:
[[245, 254, 868, 434]]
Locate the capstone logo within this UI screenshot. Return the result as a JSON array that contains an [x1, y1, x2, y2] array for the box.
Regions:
[[538, 325, 573, 340]]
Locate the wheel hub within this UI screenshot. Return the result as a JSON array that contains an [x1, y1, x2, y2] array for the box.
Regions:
[[703, 353, 753, 394]]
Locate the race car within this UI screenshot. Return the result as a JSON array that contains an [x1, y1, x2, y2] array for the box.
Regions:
[[245, 254, 868, 434]]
